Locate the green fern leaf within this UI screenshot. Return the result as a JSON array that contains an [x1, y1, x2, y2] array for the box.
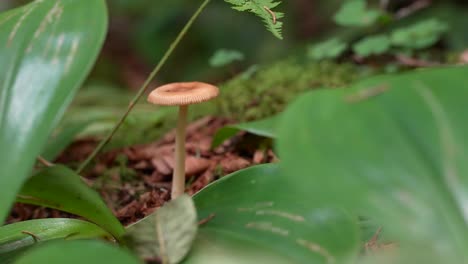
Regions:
[[224, 0, 284, 40]]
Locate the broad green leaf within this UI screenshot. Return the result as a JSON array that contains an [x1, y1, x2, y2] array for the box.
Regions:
[[17, 165, 125, 239], [212, 115, 278, 148], [14, 240, 141, 264], [278, 66, 468, 261], [209, 49, 245, 68], [189, 164, 359, 263], [307, 38, 348, 61], [0, 218, 112, 263], [126, 195, 198, 264], [184, 232, 296, 264], [360, 249, 448, 264], [0, 0, 108, 223], [333, 0, 383, 27], [352, 34, 391, 58], [391, 19, 448, 49]]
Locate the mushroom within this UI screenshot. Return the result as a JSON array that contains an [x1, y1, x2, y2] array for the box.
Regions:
[[147, 82, 219, 199]]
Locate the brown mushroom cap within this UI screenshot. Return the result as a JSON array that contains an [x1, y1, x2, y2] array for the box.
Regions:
[[147, 82, 219, 106]]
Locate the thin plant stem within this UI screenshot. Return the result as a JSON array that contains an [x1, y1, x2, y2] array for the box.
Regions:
[[76, 0, 211, 174], [37, 156, 53, 167], [172, 105, 188, 199]]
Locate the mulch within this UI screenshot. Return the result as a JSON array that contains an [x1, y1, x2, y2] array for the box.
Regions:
[[7, 116, 277, 226]]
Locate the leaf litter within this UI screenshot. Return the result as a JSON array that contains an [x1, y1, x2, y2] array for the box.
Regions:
[[7, 116, 279, 226]]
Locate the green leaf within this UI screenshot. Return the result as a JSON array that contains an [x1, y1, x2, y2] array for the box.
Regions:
[[307, 38, 348, 61], [391, 19, 448, 49], [14, 240, 141, 264], [189, 164, 360, 263], [212, 115, 278, 148], [17, 165, 125, 239], [360, 249, 448, 264], [277, 66, 468, 261], [0, 218, 112, 263], [209, 49, 245, 68], [0, 0, 108, 223], [333, 0, 382, 27], [126, 195, 198, 264], [352, 34, 391, 57], [224, 0, 284, 39]]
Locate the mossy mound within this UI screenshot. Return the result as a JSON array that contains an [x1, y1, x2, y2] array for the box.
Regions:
[[206, 59, 358, 121]]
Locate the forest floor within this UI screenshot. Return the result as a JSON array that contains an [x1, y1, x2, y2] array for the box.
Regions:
[[7, 116, 277, 226]]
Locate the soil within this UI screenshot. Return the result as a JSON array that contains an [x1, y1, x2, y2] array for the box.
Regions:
[[7, 116, 278, 226]]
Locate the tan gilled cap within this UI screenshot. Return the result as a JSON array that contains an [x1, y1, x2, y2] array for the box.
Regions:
[[147, 82, 219, 106]]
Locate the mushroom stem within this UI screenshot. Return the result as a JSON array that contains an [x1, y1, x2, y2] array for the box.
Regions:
[[172, 105, 188, 199]]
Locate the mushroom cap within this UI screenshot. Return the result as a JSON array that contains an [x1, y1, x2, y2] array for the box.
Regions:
[[147, 82, 219, 106]]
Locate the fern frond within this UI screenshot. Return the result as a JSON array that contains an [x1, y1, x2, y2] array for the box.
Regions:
[[224, 0, 284, 40]]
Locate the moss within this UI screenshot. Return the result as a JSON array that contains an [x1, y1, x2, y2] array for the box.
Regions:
[[206, 59, 358, 121]]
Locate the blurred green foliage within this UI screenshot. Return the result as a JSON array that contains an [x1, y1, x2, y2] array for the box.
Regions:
[[309, 1, 464, 60], [307, 38, 348, 60], [333, 0, 384, 27], [209, 49, 245, 68], [391, 19, 448, 49], [353, 34, 391, 57]]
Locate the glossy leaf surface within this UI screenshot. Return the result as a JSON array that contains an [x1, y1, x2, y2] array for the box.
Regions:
[[278, 66, 468, 261], [189, 164, 359, 263], [0, 0, 108, 223], [17, 165, 125, 239], [0, 218, 111, 263]]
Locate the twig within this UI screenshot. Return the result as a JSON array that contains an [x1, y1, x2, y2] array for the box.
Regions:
[[460, 50, 468, 64], [379, 0, 390, 10], [396, 54, 439, 68], [395, 0, 431, 20], [364, 227, 398, 252], [76, 0, 212, 174], [37, 156, 53, 167], [263, 6, 277, 25], [365, 227, 382, 252], [21, 231, 41, 242], [64, 232, 80, 240], [198, 213, 215, 226], [346, 85, 390, 103]]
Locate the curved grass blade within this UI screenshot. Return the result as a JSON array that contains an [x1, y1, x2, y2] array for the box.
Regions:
[[0, 218, 112, 263], [17, 165, 125, 239]]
